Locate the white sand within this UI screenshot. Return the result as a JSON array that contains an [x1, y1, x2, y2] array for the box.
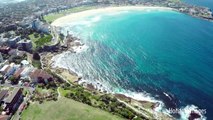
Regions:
[[51, 6, 174, 26]]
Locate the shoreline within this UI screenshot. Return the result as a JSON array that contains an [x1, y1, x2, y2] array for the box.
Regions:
[[44, 5, 207, 120], [47, 5, 174, 118], [51, 6, 174, 27], [49, 6, 174, 111], [41, 52, 175, 120]]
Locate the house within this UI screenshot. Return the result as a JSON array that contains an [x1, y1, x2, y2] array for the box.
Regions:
[[17, 39, 32, 52], [20, 67, 34, 78], [0, 46, 11, 54], [13, 68, 24, 80], [0, 38, 9, 46], [7, 36, 21, 48], [0, 60, 9, 71], [0, 65, 10, 75], [29, 69, 53, 83], [8, 49, 25, 57], [32, 19, 50, 34], [18, 17, 34, 28], [20, 60, 30, 67], [0, 90, 8, 103], [2, 88, 23, 114], [0, 115, 10, 120], [4, 63, 17, 78]]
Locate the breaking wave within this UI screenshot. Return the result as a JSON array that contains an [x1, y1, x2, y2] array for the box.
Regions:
[[51, 10, 212, 119]]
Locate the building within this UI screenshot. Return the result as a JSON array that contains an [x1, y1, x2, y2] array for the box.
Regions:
[[13, 68, 24, 80], [20, 60, 30, 67], [29, 69, 53, 83], [0, 46, 11, 54], [8, 49, 25, 57], [0, 38, 9, 46], [32, 19, 50, 34], [0, 115, 10, 120], [18, 17, 34, 28], [17, 39, 32, 52], [0, 65, 10, 75], [4, 63, 17, 78], [0, 90, 8, 103], [20, 67, 34, 79], [2, 88, 23, 114], [7, 36, 21, 48]]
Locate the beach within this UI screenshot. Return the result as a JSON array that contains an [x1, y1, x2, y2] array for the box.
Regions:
[[51, 6, 174, 27], [47, 5, 212, 120]]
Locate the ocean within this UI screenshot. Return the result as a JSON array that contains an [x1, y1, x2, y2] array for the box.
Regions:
[[52, 9, 213, 119], [184, 0, 213, 10]]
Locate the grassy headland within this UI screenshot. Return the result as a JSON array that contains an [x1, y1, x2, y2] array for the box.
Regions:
[[21, 97, 123, 120], [29, 33, 52, 50]]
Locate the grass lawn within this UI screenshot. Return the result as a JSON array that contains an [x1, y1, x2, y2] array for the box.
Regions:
[[34, 35, 52, 47], [29, 34, 52, 50], [44, 6, 98, 23], [28, 34, 38, 49], [21, 97, 123, 120], [32, 60, 41, 69], [58, 87, 70, 97]]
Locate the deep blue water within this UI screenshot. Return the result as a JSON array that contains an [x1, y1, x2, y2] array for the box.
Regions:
[[57, 10, 213, 119], [184, 0, 213, 10]]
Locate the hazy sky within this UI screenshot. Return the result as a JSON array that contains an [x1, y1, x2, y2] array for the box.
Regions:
[[0, 0, 26, 4]]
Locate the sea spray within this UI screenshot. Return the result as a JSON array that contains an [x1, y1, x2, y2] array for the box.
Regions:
[[52, 9, 213, 119]]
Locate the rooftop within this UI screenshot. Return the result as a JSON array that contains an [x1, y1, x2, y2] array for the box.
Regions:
[[30, 69, 52, 80], [0, 90, 8, 101], [4, 87, 21, 103], [13, 68, 24, 79]]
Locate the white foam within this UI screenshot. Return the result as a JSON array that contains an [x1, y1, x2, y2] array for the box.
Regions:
[[113, 89, 165, 111], [179, 105, 207, 120], [91, 16, 101, 22], [72, 44, 89, 53], [52, 52, 209, 120], [107, 11, 129, 16]]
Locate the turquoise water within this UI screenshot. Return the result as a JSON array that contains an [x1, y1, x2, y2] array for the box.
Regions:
[[59, 10, 213, 119]]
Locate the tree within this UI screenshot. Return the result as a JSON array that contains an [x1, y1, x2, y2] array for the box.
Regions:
[[9, 76, 18, 84], [33, 52, 40, 60], [34, 33, 39, 38]]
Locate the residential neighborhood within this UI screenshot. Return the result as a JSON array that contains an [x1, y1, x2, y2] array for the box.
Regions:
[[0, 36, 56, 120], [0, 0, 212, 120]]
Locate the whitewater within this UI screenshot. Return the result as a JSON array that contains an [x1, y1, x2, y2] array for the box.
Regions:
[[51, 7, 213, 119]]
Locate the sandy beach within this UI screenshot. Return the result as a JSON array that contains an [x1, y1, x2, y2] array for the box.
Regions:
[[51, 6, 174, 26]]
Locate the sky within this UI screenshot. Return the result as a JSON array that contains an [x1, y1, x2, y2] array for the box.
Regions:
[[0, 0, 26, 4]]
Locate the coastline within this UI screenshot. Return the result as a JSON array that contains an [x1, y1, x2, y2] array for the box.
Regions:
[[45, 6, 176, 119], [51, 6, 174, 27], [41, 52, 175, 120], [43, 6, 208, 120]]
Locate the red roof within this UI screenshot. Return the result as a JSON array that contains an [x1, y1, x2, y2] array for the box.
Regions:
[[0, 115, 9, 120], [30, 69, 52, 81], [13, 68, 24, 79]]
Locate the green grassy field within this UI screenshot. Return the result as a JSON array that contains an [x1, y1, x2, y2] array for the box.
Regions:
[[21, 97, 123, 120], [44, 6, 98, 23], [32, 60, 41, 69], [29, 34, 52, 50]]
